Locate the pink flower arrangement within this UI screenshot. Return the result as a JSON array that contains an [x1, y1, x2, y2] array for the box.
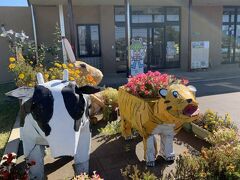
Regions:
[[124, 71, 189, 98]]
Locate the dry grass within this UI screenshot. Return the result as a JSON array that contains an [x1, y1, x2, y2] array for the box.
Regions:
[[0, 83, 19, 158]]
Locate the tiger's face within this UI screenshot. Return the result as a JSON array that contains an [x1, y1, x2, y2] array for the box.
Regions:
[[159, 84, 199, 122]]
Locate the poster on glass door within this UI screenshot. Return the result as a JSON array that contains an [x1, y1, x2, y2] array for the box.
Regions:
[[130, 39, 146, 76]]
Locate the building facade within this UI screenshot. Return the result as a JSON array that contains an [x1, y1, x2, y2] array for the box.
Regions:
[[0, 0, 240, 83]]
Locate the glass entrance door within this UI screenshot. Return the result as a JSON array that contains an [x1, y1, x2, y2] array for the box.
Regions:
[[132, 27, 165, 70]]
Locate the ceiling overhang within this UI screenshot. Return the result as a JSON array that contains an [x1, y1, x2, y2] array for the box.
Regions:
[[29, 0, 240, 6]]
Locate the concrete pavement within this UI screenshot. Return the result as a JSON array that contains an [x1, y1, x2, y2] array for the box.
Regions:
[[198, 92, 240, 129]]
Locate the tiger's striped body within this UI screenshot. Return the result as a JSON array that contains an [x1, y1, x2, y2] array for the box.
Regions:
[[118, 84, 199, 166]]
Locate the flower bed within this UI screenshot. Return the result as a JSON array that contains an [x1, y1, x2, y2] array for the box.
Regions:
[[191, 110, 237, 140], [173, 128, 240, 179], [8, 56, 97, 87]]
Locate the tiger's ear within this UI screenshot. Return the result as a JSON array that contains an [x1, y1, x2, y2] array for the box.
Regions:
[[159, 88, 168, 98]]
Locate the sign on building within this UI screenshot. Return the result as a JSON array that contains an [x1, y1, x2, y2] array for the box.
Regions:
[[130, 39, 146, 76], [191, 41, 209, 69]]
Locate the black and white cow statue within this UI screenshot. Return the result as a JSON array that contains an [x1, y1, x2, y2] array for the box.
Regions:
[[17, 70, 101, 179]]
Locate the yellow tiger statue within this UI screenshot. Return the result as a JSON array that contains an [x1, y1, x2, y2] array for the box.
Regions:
[[118, 84, 199, 166]]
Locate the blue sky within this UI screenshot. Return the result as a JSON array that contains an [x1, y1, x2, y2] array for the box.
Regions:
[[0, 0, 28, 7]]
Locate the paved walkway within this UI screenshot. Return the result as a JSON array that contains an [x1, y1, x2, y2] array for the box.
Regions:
[[198, 92, 240, 129], [101, 64, 240, 87]]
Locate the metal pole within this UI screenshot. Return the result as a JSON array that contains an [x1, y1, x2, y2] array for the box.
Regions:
[[125, 0, 131, 77], [30, 4, 38, 61], [188, 0, 192, 71], [59, 4, 67, 63], [67, 0, 76, 56]]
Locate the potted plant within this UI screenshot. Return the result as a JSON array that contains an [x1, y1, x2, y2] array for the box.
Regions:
[[191, 110, 237, 140]]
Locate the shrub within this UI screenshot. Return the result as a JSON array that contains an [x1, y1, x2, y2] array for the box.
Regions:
[[8, 56, 97, 87], [98, 119, 121, 136], [173, 128, 240, 179], [193, 109, 237, 133], [121, 165, 158, 180], [101, 88, 118, 121]]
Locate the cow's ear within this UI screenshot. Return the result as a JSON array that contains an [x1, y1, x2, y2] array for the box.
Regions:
[[75, 85, 102, 94]]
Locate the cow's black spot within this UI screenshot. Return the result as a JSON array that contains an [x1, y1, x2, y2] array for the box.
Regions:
[[62, 83, 85, 131], [31, 85, 54, 136]]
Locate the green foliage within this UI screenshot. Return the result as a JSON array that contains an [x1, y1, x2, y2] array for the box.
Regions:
[[121, 165, 158, 180], [98, 119, 121, 136], [194, 109, 237, 133], [102, 88, 118, 121], [172, 128, 240, 180], [0, 83, 19, 158], [47, 23, 62, 61]]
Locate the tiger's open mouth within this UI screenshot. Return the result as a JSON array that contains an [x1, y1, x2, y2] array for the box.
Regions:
[[183, 104, 199, 117]]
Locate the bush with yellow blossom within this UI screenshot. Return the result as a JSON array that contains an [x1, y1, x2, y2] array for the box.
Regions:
[[8, 55, 97, 87], [172, 128, 240, 179], [193, 109, 237, 133]]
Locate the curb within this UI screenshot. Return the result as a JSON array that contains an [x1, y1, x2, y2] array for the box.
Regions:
[[3, 115, 20, 157], [190, 75, 240, 83]]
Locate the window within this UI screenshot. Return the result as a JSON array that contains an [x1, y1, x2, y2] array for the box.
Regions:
[[166, 8, 180, 22], [115, 26, 126, 62], [77, 24, 100, 57], [222, 7, 240, 63]]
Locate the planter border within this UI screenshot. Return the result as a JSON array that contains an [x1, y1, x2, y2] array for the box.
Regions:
[[191, 122, 211, 140]]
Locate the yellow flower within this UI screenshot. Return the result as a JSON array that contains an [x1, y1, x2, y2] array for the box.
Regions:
[[49, 68, 53, 71], [9, 57, 16, 63], [62, 64, 67, 69], [30, 61, 33, 64], [8, 63, 16, 69], [28, 83, 33, 87], [51, 75, 56, 80], [44, 74, 49, 79], [75, 69, 80, 74], [68, 63, 74, 68], [39, 64, 43, 67], [69, 77, 75, 81], [54, 63, 61, 68], [18, 73, 25, 79], [226, 163, 235, 172]]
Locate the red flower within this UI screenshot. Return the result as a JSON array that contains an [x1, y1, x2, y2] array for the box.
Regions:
[[124, 71, 188, 98]]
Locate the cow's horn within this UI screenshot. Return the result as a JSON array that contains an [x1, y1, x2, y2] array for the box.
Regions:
[[37, 73, 44, 84], [63, 69, 69, 81]]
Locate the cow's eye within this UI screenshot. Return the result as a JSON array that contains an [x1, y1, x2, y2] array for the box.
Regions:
[[172, 91, 178, 98]]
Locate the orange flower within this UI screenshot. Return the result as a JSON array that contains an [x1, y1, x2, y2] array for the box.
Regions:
[[68, 63, 74, 68], [87, 75, 94, 82]]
